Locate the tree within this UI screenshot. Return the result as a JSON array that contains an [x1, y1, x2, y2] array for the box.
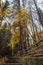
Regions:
[[38, 8, 43, 26], [33, 0, 43, 26], [0, 0, 11, 27], [9, 5, 31, 56], [0, 23, 12, 57]]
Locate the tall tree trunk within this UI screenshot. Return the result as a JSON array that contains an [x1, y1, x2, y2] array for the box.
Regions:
[[33, 0, 42, 26], [0, 0, 1, 7], [17, 0, 25, 56], [0, 0, 2, 27]]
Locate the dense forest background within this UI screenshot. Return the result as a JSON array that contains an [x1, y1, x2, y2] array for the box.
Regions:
[[0, 0, 43, 64]]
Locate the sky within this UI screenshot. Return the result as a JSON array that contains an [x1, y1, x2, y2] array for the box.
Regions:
[[1, 0, 43, 30], [37, 0, 43, 11], [2, 0, 43, 11], [2, 0, 13, 2]]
